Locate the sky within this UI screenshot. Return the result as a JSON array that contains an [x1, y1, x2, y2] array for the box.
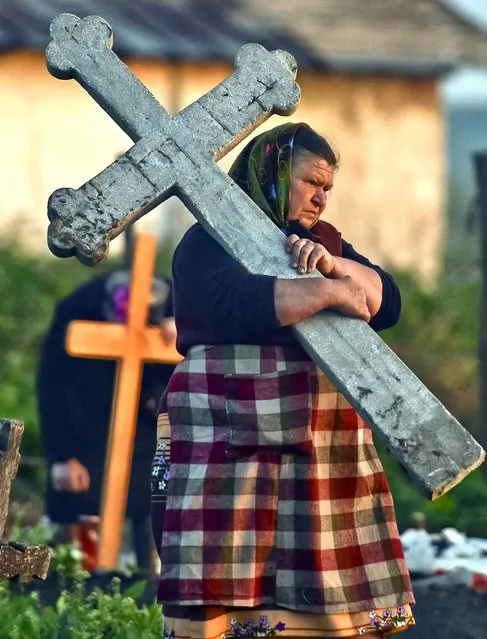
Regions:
[[441, 0, 487, 106]]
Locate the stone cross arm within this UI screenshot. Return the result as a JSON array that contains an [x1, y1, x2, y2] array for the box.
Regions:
[[45, 14, 484, 499]]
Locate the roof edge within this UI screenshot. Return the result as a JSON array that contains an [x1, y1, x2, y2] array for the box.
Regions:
[[297, 57, 456, 77]]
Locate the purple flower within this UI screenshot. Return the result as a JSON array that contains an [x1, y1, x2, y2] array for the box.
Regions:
[[243, 618, 254, 628], [372, 617, 380, 627], [383, 609, 393, 619], [259, 615, 270, 630], [397, 606, 407, 617], [112, 285, 129, 323], [274, 621, 286, 632]]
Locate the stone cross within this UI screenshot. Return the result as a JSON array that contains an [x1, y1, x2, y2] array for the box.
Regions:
[[0, 419, 51, 582], [46, 13, 484, 499], [66, 234, 182, 569]]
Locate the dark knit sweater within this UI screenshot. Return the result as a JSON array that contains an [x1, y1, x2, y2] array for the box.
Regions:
[[173, 222, 401, 356]]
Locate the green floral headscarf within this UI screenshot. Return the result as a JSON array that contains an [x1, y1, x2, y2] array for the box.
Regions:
[[228, 122, 310, 229]]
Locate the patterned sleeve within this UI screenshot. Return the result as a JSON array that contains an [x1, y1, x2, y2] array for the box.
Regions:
[[342, 240, 401, 331]]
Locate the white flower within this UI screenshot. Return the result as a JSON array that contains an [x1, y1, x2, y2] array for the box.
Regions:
[[70, 548, 83, 560], [152, 467, 159, 476], [358, 628, 367, 635], [368, 610, 377, 620], [159, 480, 167, 491]]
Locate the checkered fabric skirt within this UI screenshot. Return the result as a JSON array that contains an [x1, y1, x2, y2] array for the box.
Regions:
[[157, 344, 414, 617]]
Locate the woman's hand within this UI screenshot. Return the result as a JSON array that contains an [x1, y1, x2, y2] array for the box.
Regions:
[[285, 234, 336, 276], [160, 317, 177, 347], [51, 458, 91, 492], [332, 276, 371, 322]]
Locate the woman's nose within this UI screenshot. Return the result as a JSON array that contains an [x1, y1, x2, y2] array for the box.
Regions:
[[312, 188, 326, 207]]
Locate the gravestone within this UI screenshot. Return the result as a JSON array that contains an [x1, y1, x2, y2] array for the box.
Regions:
[[0, 419, 51, 582], [45, 13, 484, 499]]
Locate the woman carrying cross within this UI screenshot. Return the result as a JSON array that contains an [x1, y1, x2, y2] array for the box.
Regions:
[[153, 123, 415, 638]]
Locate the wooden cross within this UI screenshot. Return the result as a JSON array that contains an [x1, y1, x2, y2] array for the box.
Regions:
[[66, 233, 182, 570], [46, 13, 484, 500]]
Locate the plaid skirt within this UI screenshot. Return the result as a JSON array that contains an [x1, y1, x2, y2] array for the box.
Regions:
[[156, 344, 414, 616]]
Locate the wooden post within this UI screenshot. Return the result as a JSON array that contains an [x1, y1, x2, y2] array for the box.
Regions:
[[66, 234, 182, 570], [475, 153, 487, 465]]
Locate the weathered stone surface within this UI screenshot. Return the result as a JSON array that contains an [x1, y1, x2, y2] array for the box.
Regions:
[[0, 419, 23, 537], [0, 419, 51, 582], [46, 15, 299, 263], [45, 14, 485, 499], [0, 543, 51, 583]]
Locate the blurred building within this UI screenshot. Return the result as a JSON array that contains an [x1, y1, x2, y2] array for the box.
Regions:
[[0, 0, 486, 279]]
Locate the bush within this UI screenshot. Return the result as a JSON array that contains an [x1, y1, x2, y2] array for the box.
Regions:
[[383, 271, 480, 424], [377, 271, 485, 535], [0, 578, 162, 639], [0, 244, 102, 453]]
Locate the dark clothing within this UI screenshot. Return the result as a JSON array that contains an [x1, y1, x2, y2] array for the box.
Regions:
[[37, 274, 174, 523], [173, 222, 401, 356]]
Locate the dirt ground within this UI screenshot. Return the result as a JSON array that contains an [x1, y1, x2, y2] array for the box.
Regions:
[[407, 580, 487, 639]]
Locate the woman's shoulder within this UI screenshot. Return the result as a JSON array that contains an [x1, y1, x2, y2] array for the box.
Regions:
[[175, 223, 212, 253], [178, 222, 205, 244], [312, 220, 343, 257], [173, 223, 229, 270]]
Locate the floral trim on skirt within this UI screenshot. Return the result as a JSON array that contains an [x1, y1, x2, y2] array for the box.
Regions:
[[162, 603, 415, 639]]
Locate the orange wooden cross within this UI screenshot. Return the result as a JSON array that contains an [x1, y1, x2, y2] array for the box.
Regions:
[[66, 233, 182, 570]]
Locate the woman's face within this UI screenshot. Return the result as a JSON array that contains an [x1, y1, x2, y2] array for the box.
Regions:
[[288, 152, 335, 228]]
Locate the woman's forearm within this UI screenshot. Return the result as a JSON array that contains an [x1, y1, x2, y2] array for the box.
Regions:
[[324, 257, 383, 317], [274, 278, 336, 326], [274, 276, 370, 326]]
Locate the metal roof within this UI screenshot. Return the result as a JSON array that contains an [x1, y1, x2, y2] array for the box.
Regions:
[[0, 0, 485, 73]]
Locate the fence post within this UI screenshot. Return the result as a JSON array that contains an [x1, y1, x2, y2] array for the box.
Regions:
[[474, 152, 487, 474]]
